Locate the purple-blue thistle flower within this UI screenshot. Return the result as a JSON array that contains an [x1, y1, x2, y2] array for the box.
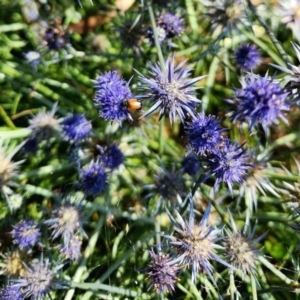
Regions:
[[158, 12, 184, 38], [145, 249, 179, 294], [206, 139, 252, 193], [58, 235, 82, 261], [184, 113, 225, 155], [97, 144, 124, 170], [0, 285, 23, 300], [10, 220, 40, 250], [79, 160, 107, 196], [61, 114, 92, 143], [93, 71, 134, 125], [230, 74, 290, 130], [181, 153, 200, 176], [44, 199, 86, 245], [137, 56, 205, 124], [11, 258, 63, 300], [234, 44, 261, 70], [165, 201, 233, 284]]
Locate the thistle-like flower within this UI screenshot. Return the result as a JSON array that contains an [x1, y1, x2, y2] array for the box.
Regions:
[[0, 139, 24, 210], [137, 56, 205, 124], [58, 235, 82, 261], [0, 139, 24, 192], [97, 144, 124, 170], [25, 102, 61, 151], [0, 250, 30, 277], [165, 201, 232, 284], [184, 113, 225, 155], [61, 114, 92, 143], [93, 71, 134, 125], [234, 44, 261, 70], [11, 257, 63, 299], [10, 220, 41, 249], [0, 285, 23, 300], [44, 200, 85, 244], [181, 153, 200, 176], [206, 139, 252, 193], [158, 13, 184, 39], [239, 160, 280, 213], [145, 249, 179, 294], [229, 74, 290, 131], [203, 0, 245, 33], [79, 159, 107, 196], [224, 214, 265, 277]]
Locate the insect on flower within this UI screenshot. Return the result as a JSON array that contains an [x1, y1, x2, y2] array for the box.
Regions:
[[125, 98, 142, 112]]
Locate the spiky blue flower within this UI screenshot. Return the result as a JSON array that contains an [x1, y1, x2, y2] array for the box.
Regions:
[[59, 235, 82, 261], [206, 139, 252, 192], [62, 114, 92, 143], [44, 200, 85, 244], [181, 153, 200, 176], [224, 213, 266, 277], [97, 144, 124, 170], [145, 249, 179, 294], [10, 220, 40, 249], [25, 103, 61, 150], [79, 160, 107, 196], [11, 257, 63, 300], [230, 74, 290, 130], [184, 113, 225, 155], [166, 201, 232, 284], [158, 12, 184, 38], [137, 56, 205, 124], [234, 44, 261, 70], [93, 71, 134, 125], [0, 285, 23, 300]]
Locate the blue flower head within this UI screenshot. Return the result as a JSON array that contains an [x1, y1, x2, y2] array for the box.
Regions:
[[181, 153, 200, 175], [0, 285, 23, 300], [230, 74, 290, 131], [206, 139, 252, 193], [184, 113, 225, 155], [165, 201, 233, 284], [58, 235, 82, 261], [11, 257, 63, 299], [158, 12, 184, 38], [79, 160, 107, 196], [234, 44, 261, 70], [137, 56, 205, 124], [97, 144, 124, 170], [145, 249, 179, 294], [10, 220, 40, 249], [93, 71, 134, 125], [62, 114, 92, 143], [44, 199, 85, 244]]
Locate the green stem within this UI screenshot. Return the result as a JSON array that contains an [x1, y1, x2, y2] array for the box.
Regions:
[[147, 2, 166, 71], [158, 116, 165, 157], [259, 256, 299, 287], [251, 273, 258, 300]]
